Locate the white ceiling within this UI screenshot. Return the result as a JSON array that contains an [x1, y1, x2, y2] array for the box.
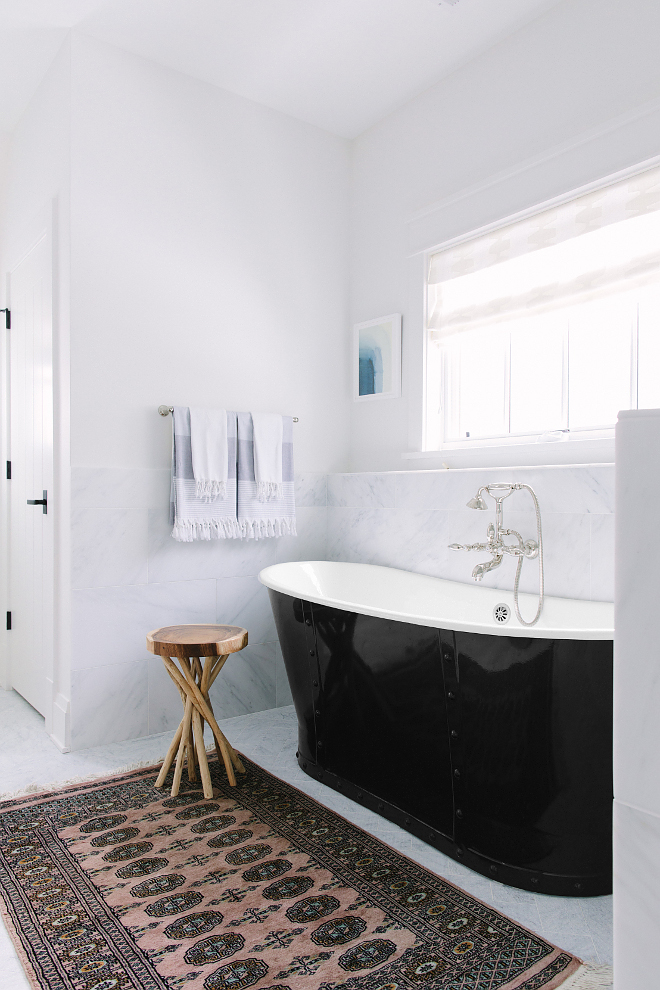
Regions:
[[0, 0, 565, 139]]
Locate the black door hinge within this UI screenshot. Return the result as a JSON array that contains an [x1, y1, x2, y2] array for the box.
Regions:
[[6, 612, 11, 631], [0, 309, 9, 329], [6, 461, 10, 480]]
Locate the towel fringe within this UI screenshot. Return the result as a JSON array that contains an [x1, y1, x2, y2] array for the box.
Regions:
[[172, 516, 296, 541], [195, 479, 227, 502], [239, 516, 297, 540], [257, 480, 284, 502], [560, 963, 613, 988], [172, 517, 243, 542]]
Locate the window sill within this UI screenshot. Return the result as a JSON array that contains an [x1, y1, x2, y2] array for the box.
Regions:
[[402, 436, 615, 469]]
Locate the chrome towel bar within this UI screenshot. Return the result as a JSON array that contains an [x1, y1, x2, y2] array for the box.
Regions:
[[158, 405, 298, 422]]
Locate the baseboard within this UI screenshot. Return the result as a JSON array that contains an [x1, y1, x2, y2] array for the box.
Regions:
[[49, 692, 70, 752]]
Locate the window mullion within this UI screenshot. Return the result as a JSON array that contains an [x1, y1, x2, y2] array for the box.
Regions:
[[506, 332, 512, 436], [562, 319, 569, 431], [440, 345, 448, 443], [632, 303, 639, 410]]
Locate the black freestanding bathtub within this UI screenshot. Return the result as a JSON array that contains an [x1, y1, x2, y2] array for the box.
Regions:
[[259, 561, 614, 897]]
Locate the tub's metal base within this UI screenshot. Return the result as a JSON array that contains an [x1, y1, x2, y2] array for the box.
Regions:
[[296, 753, 611, 898], [270, 589, 613, 899]]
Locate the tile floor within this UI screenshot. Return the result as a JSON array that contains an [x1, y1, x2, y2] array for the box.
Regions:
[[0, 690, 613, 989]]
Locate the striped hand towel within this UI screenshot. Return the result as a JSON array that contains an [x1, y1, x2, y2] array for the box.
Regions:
[[190, 406, 228, 501], [251, 412, 283, 501], [170, 406, 241, 541], [237, 412, 296, 539]]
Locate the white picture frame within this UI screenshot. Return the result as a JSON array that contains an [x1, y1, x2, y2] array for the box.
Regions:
[[353, 313, 401, 402]]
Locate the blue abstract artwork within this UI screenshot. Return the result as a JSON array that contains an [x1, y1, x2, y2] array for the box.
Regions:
[[358, 324, 392, 396]]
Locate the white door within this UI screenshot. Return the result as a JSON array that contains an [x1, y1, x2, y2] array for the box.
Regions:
[[8, 233, 54, 716]]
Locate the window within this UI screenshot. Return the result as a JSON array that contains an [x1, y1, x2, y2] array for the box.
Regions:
[[425, 164, 660, 452]]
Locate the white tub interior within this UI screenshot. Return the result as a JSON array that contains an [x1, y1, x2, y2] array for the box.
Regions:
[[259, 560, 613, 640]]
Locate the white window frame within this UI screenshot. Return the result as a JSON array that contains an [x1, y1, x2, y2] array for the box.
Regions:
[[417, 157, 660, 468]]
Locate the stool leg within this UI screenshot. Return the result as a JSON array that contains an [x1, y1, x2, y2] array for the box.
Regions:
[[188, 657, 206, 783], [200, 656, 231, 779], [156, 656, 190, 790], [214, 727, 246, 775], [193, 655, 204, 683], [208, 656, 228, 687], [228, 742, 246, 774], [180, 658, 200, 784], [175, 683, 197, 788], [162, 656, 242, 786], [184, 654, 237, 786], [212, 727, 237, 787], [200, 655, 217, 755], [155, 720, 184, 789], [205, 695, 246, 775], [171, 696, 193, 797], [186, 734, 197, 783], [204, 656, 246, 774], [192, 708, 214, 799]]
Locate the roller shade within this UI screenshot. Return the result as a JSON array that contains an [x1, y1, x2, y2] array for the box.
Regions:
[[428, 163, 660, 336]]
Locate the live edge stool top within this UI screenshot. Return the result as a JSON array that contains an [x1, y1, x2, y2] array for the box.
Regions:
[[146, 623, 249, 798], [147, 623, 248, 659]]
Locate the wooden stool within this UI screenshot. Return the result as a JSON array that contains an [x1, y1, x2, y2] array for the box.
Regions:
[[146, 624, 248, 799]]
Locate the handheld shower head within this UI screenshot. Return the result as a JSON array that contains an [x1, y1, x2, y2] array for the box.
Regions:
[[466, 491, 488, 510]]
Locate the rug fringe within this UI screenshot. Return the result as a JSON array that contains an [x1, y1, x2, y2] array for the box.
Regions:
[[0, 758, 165, 801], [0, 748, 226, 803], [560, 963, 613, 988]]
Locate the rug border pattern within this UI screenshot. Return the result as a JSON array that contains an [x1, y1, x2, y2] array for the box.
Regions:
[[0, 757, 584, 990]]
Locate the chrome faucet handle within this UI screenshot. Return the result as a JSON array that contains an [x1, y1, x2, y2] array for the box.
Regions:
[[487, 484, 515, 498]]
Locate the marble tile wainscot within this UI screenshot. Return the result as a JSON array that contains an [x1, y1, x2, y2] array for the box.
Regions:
[[69, 467, 327, 750], [326, 464, 614, 603], [69, 463, 612, 750]]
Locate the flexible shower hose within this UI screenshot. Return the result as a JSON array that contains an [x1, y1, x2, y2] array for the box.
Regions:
[[512, 483, 544, 626]]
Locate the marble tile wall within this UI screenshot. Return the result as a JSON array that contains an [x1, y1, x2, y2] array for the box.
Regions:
[[70, 461, 614, 749], [69, 468, 327, 750], [326, 464, 615, 602]]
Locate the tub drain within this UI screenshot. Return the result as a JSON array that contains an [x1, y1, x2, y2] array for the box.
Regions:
[[493, 603, 510, 624]]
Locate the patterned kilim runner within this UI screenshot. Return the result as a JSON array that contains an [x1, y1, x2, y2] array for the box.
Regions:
[[0, 755, 585, 990]]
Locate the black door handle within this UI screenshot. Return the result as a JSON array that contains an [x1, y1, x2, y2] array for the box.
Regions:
[[27, 491, 47, 514]]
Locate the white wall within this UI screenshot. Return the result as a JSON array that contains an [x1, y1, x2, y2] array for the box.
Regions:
[[5, 0, 652, 744], [70, 35, 350, 474], [65, 36, 350, 749], [349, 0, 660, 472], [0, 34, 351, 750]]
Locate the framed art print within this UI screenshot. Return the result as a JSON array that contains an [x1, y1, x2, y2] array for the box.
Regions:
[[353, 313, 401, 401]]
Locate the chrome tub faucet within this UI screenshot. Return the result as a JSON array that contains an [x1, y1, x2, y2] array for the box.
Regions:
[[450, 483, 544, 626]]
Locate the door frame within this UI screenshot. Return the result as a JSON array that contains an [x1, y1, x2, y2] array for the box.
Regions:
[[0, 199, 71, 751]]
